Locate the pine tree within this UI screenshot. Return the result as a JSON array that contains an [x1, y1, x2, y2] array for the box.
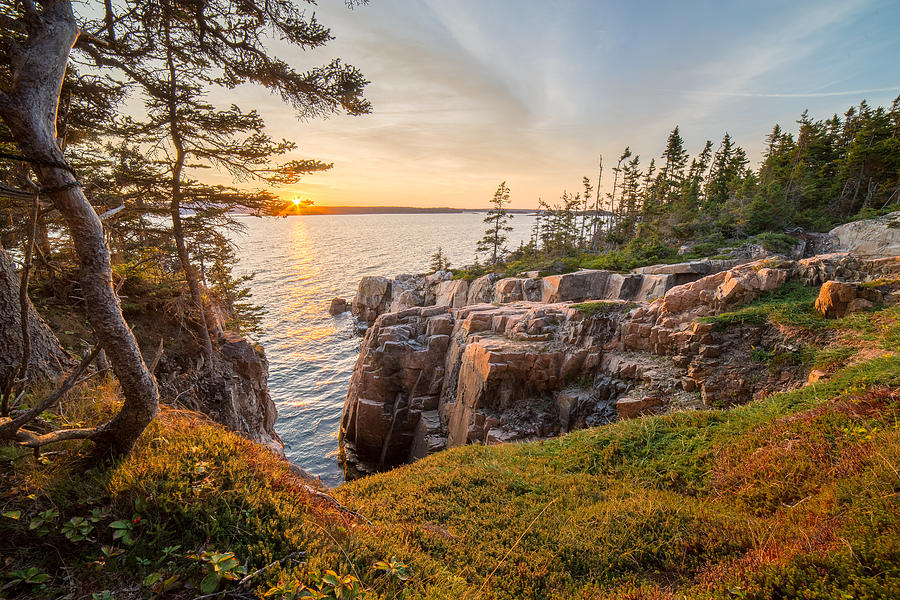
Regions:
[[81, 0, 369, 367], [476, 182, 514, 265], [429, 247, 451, 272], [657, 126, 689, 206]]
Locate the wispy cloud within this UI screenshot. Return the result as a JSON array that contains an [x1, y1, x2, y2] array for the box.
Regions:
[[679, 86, 899, 99], [217, 0, 900, 208]]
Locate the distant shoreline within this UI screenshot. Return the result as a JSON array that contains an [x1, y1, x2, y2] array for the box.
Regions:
[[275, 206, 537, 216], [237, 206, 610, 216]]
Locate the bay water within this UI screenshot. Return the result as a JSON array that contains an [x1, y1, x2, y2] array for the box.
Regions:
[[232, 213, 536, 485]]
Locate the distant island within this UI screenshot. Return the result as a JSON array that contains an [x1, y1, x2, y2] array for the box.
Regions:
[[260, 204, 542, 216]]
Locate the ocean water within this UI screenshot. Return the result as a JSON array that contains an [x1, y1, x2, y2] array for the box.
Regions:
[[231, 213, 536, 485]]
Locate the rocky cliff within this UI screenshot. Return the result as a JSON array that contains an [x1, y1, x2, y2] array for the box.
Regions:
[[5, 257, 285, 456], [340, 215, 900, 476], [148, 313, 285, 455]]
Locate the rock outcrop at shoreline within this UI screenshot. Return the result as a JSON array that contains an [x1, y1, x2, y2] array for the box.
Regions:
[[340, 215, 900, 476], [146, 303, 285, 455]]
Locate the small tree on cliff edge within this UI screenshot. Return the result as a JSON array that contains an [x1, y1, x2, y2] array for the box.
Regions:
[[429, 247, 451, 272], [476, 182, 514, 266]]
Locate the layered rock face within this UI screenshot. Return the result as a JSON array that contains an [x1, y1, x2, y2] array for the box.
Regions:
[[151, 329, 285, 455], [350, 258, 750, 327], [341, 250, 900, 476], [828, 211, 900, 258], [341, 301, 626, 474]]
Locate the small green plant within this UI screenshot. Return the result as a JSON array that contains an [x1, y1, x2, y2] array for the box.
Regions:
[[62, 516, 94, 542], [192, 551, 247, 594], [91, 592, 114, 600], [109, 516, 140, 545], [4, 567, 50, 588], [142, 570, 180, 593], [1, 510, 22, 520], [750, 346, 774, 363], [100, 545, 125, 560], [158, 544, 182, 565], [264, 570, 368, 600], [29, 508, 59, 536], [373, 556, 411, 584]]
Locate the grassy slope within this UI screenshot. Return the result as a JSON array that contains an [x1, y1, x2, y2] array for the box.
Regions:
[[1, 295, 899, 599]]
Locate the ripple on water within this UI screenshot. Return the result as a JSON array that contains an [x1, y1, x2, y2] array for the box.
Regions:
[[231, 213, 535, 486]]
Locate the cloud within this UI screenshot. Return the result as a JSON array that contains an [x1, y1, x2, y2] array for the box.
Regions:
[[197, 0, 900, 208], [677, 86, 900, 99]]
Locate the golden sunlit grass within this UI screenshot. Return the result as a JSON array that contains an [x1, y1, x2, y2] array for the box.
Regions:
[[1, 304, 898, 598]]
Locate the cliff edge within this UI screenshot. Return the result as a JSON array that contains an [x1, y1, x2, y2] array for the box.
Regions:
[[341, 215, 900, 475]]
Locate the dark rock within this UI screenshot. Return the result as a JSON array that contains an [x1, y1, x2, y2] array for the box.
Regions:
[[328, 297, 349, 315]]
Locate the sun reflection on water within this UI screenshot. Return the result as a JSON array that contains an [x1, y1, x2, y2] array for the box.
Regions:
[[231, 213, 536, 486]]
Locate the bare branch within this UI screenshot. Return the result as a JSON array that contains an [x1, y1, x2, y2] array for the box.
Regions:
[[149, 337, 164, 373], [74, 32, 112, 50], [0, 345, 101, 439], [0, 182, 33, 201], [98, 204, 125, 220], [15, 426, 98, 448]]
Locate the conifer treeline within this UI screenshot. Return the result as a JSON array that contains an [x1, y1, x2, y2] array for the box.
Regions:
[[529, 97, 900, 258]]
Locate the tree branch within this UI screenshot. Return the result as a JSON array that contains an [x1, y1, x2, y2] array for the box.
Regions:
[[148, 337, 164, 374], [98, 203, 125, 220], [0, 345, 101, 439], [15, 426, 98, 448]]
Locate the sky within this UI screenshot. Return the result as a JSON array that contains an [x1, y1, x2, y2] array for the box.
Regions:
[[225, 0, 900, 209]]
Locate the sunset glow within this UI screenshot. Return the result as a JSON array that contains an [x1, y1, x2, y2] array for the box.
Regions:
[[227, 0, 900, 209]]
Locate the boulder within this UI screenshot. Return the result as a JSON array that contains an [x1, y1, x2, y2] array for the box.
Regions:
[[522, 278, 543, 301], [328, 297, 349, 315], [351, 276, 393, 324], [830, 211, 900, 257], [435, 279, 469, 308], [815, 280, 863, 318], [616, 395, 663, 419], [629, 274, 673, 301], [541, 270, 610, 303], [467, 274, 498, 304], [390, 290, 423, 313], [494, 278, 525, 303], [714, 265, 789, 308]]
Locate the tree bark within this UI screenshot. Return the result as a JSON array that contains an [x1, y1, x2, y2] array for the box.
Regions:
[[0, 1, 158, 457], [0, 247, 69, 395]]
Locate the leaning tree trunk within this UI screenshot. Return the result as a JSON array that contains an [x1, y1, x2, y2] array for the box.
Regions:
[[170, 153, 215, 369], [0, 0, 158, 457]]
